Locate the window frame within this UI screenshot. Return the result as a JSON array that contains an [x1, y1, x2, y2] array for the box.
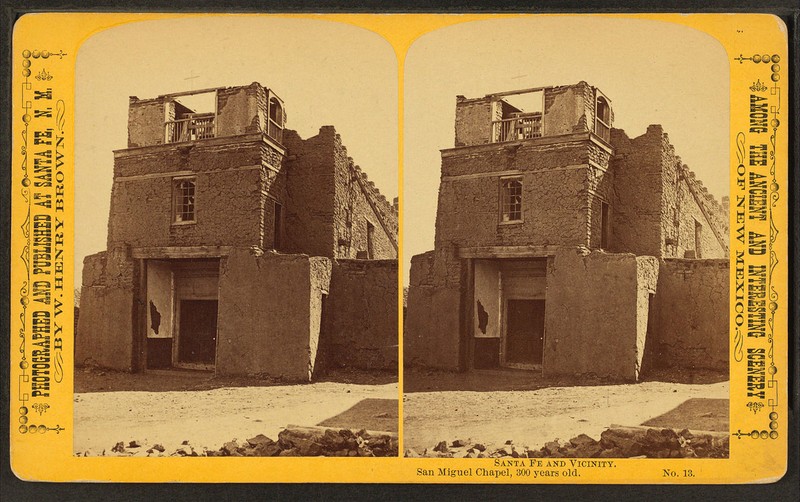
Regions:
[[366, 220, 376, 259], [499, 176, 524, 225], [600, 200, 611, 249], [172, 176, 197, 225]]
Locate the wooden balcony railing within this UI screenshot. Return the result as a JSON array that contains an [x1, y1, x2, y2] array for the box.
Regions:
[[165, 113, 215, 143], [492, 112, 542, 143]]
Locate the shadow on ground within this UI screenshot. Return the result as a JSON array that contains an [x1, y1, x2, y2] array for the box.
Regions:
[[75, 366, 397, 393], [640, 398, 729, 432], [403, 366, 729, 393], [316, 398, 398, 433]]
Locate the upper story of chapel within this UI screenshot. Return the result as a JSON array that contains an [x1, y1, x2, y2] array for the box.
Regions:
[[453, 81, 613, 148], [125, 82, 286, 151]]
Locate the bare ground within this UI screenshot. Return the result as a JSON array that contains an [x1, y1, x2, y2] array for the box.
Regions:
[[402, 367, 729, 454], [73, 367, 398, 456]]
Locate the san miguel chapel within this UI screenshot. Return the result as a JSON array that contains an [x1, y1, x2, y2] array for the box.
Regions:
[[76, 82, 398, 382], [404, 81, 730, 381]]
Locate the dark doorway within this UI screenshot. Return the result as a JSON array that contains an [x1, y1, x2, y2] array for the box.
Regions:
[[178, 300, 218, 365], [504, 299, 545, 365]]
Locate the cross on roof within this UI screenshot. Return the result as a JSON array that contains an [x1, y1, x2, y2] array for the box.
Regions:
[[184, 70, 201, 90]]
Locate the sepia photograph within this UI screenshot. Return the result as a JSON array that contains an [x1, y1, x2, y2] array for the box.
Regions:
[[71, 16, 400, 457], [7, 10, 791, 485], [403, 17, 731, 460]]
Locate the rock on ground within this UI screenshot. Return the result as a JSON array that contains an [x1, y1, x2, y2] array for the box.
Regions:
[[406, 426, 729, 459]]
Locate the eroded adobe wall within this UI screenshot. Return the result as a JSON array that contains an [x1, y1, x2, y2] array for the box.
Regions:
[[215, 83, 264, 137], [75, 248, 138, 371], [283, 126, 398, 259], [609, 125, 728, 259], [216, 249, 331, 382], [635, 256, 659, 377], [543, 248, 657, 381], [259, 142, 289, 251], [473, 259, 501, 340], [454, 96, 493, 147], [308, 257, 331, 377], [541, 82, 596, 137], [127, 97, 166, 148], [321, 259, 398, 371], [608, 127, 665, 256], [282, 128, 337, 257], [588, 162, 615, 249], [644, 259, 729, 372], [330, 129, 397, 259], [672, 170, 728, 259], [109, 138, 266, 250], [435, 139, 610, 250], [403, 251, 462, 370]]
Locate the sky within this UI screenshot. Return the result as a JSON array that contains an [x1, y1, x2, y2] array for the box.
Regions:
[[403, 16, 730, 284], [74, 16, 398, 277], [74, 16, 731, 286]]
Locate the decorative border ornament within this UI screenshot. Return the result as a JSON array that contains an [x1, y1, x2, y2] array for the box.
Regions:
[[731, 52, 781, 442], [17, 49, 67, 436]]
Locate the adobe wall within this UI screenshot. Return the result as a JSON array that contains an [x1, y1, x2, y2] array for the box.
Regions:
[[281, 129, 337, 257], [588, 163, 615, 249], [473, 260, 501, 339], [259, 142, 289, 251], [321, 259, 398, 371], [673, 171, 728, 259], [127, 97, 166, 148], [215, 83, 264, 137], [645, 259, 729, 371], [609, 125, 728, 259], [454, 96, 493, 147], [283, 126, 398, 260], [608, 127, 665, 256], [330, 130, 398, 259], [435, 139, 610, 250], [543, 248, 658, 381], [109, 137, 269, 250], [541, 82, 596, 137], [403, 251, 462, 370], [75, 248, 138, 371], [216, 249, 331, 382]]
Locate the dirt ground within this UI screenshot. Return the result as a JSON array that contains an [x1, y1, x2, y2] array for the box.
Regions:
[[73, 367, 398, 456], [403, 367, 729, 453]]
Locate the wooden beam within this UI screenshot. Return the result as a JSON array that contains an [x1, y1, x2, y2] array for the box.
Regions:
[[458, 245, 564, 259], [487, 86, 553, 98], [131, 246, 233, 260]]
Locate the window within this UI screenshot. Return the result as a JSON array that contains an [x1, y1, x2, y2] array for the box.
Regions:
[[268, 97, 284, 143], [173, 178, 196, 223], [366, 221, 375, 259], [500, 178, 523, 223], [600, 201, 610, 249], [273, 202, 283, 249], [595, 96, 611, 142], [694, 220, 703, 259]]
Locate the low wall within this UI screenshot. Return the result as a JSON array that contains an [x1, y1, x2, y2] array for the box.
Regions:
[[75, 249, 138, 371], [403, 251, 462, 370], [645, 259, 729, 371], [216, 249, 331, 381], [544, 248, 658, 381], [321, 259, 398, 371]]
